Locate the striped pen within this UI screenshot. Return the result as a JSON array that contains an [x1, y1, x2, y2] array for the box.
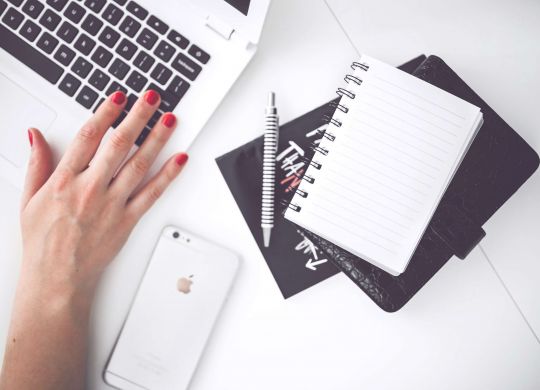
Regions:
[[261, 92, 279, 247]]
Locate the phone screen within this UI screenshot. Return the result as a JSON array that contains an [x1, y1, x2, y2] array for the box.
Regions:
[[105, 227, 239, 390]]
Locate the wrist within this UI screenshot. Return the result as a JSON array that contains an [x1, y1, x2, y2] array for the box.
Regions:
[[16, 259, 99, 322]]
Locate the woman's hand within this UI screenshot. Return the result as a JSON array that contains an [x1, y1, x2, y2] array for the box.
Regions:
[[0, 90, 188, 390], [21, 89, 187, 294]]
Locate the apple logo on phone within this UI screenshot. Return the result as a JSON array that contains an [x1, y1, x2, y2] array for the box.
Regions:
[[177, 275, 194, 294]]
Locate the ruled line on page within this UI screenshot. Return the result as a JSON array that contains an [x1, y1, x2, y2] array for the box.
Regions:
[[325, 163, 425, 206], [312, 199, 404, 245], [368, 81, 464, 127], [352, 108, 454, 152], [323, 173, 417, 220], [309, 202, 398, 252], [350, 102, 455, 146], [341, 124, 442, 171], [322, 165, 421, 215], [313, 192, 408, 239], [336, 145, 431, 187], [372, 73, 467, 120], [314, 176, 415, 227], [356, 97, 458, 139], [347, 117, 446, 163], [336, 148, 431, 191], [360, 91, 461, 134], [336, 137, 438, 179]]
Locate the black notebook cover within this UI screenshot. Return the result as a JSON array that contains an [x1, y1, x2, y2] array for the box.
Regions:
[[216, 56, 427, 298], [303, 55, 539, 311]]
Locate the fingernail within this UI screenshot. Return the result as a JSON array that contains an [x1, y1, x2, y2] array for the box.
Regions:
[[111, 91, 126, 105], [27, 129, 33, 147], [162, 113, 176, 128], [175, 153, 189, 166], [144, 90, 160, 105]]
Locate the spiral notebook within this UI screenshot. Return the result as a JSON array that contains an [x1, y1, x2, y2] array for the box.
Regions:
[[284, 55, 484, 276]]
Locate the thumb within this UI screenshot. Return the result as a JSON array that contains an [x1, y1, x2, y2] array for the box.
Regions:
[[21, 128, 54, 211]]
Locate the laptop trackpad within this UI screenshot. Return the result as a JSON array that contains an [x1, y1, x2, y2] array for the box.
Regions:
[[0, 73, 56, 167]]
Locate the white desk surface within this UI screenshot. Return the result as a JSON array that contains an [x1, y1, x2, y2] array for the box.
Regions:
[[0, 0, 539, 389]]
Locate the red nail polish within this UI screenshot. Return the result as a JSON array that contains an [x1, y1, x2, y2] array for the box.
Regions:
[[145, 90, 160, 105], [162, 113, 176, 128], [175, 153, 189, 166], [27, 129, 33, 147], [111, 91, 126, 105]]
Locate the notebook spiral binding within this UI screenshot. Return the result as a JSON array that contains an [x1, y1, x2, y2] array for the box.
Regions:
[[286, 61, 370, 213]]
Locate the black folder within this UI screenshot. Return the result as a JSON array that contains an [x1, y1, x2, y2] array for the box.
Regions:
[[304, 55, 539, 311]]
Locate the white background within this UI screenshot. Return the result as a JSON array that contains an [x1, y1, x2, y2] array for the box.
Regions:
[[0, 0, 539, 389]]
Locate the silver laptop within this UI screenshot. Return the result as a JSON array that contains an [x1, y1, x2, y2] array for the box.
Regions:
[[0, 0, 271, 187]]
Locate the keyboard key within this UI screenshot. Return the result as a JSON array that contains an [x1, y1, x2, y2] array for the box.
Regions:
[[88, 68, 110, 90], [91, 45, 112, 67], [153, 40, 175, 62], [150, 63, 171, 85], [167, 29, 188, 49], [54, 43, 75, 66], [19, 19, 41, 41], [22, 0, 44, 19], [109, 57, 129, 79], [0, 23, 63, 83], [64, 2, 85, 23], [125, 93, 137, 110], [102, 3, 122, 25], [106, 81, 127, 95], [93, 97, 104, 112], [71, 56, 92, 78], [146, 15, 167, 35], [3, 7, 24, 29], [126, 1, 147, 20], [56, 20, 77, 43], [58, 72, 81, 96], [135, 126, 150, 146], [0, 1, 6, 16], [118, 14, 140, 37], [81, 13, 102, 34], [188, 44, 210, 64], [147, 82, 179, 112], [112, 110, 127, 128], [98, 26, 119, 48], [136, 27, 157, 49], [83, 0, 105, 13], [36, 31, 59, 54], [146, 110, 161, 127], [166, 75, 189, 100], [39, 8, 61, 30], [74, 33, 95, 55], [46, 0, 68, 12], [6, 0, 22, 6], [133, 50, 154, 72], [115, 38, 136, 60], [76, 85, 98, 109], [171, 53, 201, 81], [126, 70, 146, 92]]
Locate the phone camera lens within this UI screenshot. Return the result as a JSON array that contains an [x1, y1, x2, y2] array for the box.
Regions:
[[173, 232, 180, 239]]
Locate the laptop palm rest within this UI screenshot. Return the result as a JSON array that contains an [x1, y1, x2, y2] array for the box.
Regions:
[[0, 73, 56, 168]]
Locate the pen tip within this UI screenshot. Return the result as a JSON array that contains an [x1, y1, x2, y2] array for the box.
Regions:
[[263, 227, 272, 247]]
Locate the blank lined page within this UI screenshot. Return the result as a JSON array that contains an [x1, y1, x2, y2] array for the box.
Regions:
[[285, 55, 482, 275]]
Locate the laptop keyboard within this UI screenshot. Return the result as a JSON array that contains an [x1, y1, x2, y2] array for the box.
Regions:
[[0, 0, 211, 146]]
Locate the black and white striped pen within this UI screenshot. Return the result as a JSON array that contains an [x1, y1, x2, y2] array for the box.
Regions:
[[261, 92, 279, 247]]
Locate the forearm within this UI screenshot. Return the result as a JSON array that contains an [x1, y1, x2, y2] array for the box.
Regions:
[[0, 269, 96, 390]]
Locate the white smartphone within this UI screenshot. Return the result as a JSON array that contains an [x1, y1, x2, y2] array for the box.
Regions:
[[104, 225, 240, 390]]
